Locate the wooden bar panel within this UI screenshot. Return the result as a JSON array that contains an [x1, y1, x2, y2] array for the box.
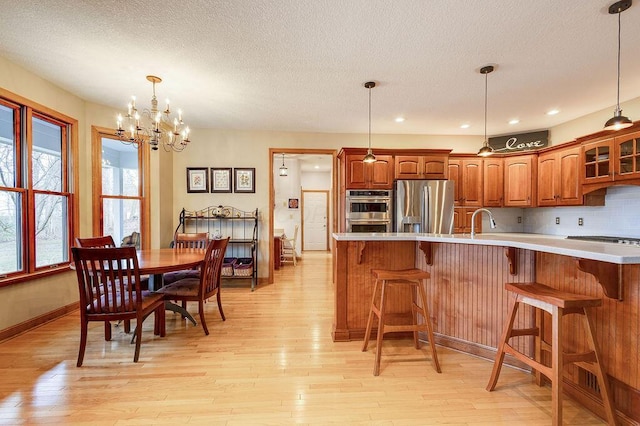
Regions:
[[416, 243, 536, 359], [333, 240, 415, 341]]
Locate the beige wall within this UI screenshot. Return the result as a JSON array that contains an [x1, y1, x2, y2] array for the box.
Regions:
[[2, 50, 640, 333], [549, 96, 640, 145]]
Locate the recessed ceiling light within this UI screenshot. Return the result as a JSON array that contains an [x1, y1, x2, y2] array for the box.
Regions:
[[314, 165, 319, 169], [395, 117, 405, 123], [547, 109, 560, 116], [509, 119, 520, 125], [460, 124, 470, 129]]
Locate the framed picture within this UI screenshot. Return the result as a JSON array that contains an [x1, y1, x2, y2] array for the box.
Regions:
[[288, 198, 299, 209], [234, 168, 255, 193], [211, 167, 232, 193], [186, 167, 209, 193]]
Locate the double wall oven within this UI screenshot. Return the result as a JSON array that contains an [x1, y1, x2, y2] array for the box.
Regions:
[[345, 190, 392, 232]]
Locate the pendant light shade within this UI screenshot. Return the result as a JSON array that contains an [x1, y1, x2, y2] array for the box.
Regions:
[[477, 65, 495, 157], [363, 81, 377, 163], [604, 0, 633, 131], [279, 153, 288, 176]]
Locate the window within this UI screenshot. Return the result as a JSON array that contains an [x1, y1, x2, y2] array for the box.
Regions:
[[0, 92, 76, 282], [92, 128, 149, 249]]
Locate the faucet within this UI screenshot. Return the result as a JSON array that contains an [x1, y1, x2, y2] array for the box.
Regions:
[[470, 208, 497, 237]]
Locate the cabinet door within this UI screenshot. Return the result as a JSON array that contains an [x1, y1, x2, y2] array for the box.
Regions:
[[395, 156, 422, 179], [483, 158, 503, 207], [422, 155, 447, 179], [465, 208, 482, 234], [453, 207, 463, 233], [537, 152, 557, 206], [504, 155, 536, 207], [448, 160, 463, 205], [344, 154, 368, 189], [583, 139, 614, 185], [369, 155, 394, 188], [557, 146, 582, 205], [461, 159, 483, 207], [615, 131, 640, 181]]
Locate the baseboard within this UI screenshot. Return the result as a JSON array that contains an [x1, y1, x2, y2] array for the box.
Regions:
[[0, 302, 78, 343]]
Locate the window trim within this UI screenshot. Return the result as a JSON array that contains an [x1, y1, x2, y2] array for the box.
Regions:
[[91, 126, 150, 249], [0, 87, 78, 286]]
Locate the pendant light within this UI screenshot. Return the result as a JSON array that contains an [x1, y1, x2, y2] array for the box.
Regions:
[[363, 81, 377, 163], [477, 65, 495, 157], [604, 0, 633, 131], [279, 153, 288, 176]]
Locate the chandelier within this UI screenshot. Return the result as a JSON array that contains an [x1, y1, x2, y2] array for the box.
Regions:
[[116, 75, 191, 152]]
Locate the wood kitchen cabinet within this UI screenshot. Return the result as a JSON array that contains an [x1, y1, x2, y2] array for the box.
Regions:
[[448, 156, 483, 207], [483, 157, 503, 207], [395, 151, 449, 179], [453, 207, 482, 234], [503, 154, 537, 207], [537, 144, 582, 206], [581, 127, 640, 193], [342, 151, 394, 189]]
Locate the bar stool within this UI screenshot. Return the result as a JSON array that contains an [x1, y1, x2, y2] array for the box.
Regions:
[[362, 268, 441, 376], [487, 282, 616, 426]]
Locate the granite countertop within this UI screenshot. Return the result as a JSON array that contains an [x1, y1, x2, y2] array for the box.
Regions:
[[331, 232, 640, 264]]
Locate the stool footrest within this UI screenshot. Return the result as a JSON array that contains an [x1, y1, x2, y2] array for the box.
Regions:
[[563, 351, 596, 365], [509, 327, 539, 338], [503, 343, 553, 379], [382, 324, 430, 334]]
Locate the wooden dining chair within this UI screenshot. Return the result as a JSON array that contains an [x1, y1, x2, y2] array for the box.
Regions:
[[71, 246, 166, 366], [75, 235, 133, 336], [75, 235, 117, 248], [163, 232, 209, 286], [157, 237, 229, 335]]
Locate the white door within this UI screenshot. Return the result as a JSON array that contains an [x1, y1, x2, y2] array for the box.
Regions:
[[302, 191, 328, 251]]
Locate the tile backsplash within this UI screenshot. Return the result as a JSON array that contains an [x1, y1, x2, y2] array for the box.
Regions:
[[478, 185, 640, 238]]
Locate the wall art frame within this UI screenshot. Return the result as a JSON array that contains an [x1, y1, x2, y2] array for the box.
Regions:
[[186, 167, 209, 193], [211, 167, 232, 193], [234, 168, 255, 193]]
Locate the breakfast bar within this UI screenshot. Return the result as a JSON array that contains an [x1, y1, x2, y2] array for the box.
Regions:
[[332, 232, 640, 423]]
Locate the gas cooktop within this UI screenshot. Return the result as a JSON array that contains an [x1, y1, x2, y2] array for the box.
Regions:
[[566, 235, 640, 245]]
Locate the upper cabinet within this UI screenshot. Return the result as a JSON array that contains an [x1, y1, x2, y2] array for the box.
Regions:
[[616, 130, 640, 181], [538, 144, 582, 206], [341, 150, 394, 189], [583, 137, 615, 187], [503, 154, 537, 207], [483, 157, 504, 207], [395, 151, 449, 180], [448, 156, 483, 207], [581, 126, 640, 193]]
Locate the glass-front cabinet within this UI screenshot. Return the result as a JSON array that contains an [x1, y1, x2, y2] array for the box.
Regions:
[[583, 130, 640, 190], [583, 138, 613, 184], [616, 131, 640, 181]]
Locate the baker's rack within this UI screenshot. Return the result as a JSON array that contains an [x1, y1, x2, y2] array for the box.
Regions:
[[176, 205, 258, 290]]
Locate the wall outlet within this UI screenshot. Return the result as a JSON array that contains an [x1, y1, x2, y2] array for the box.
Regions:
[[578, 217, 584, 226], [555, 217, 560, 225], [517, 216, 522, 224]]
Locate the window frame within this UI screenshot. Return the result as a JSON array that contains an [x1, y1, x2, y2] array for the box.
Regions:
[[0, 88, 78, 286], [91, 126, 150, 249]]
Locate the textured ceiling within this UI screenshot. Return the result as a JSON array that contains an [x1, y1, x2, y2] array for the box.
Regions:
[[1, 0, 639, 137]]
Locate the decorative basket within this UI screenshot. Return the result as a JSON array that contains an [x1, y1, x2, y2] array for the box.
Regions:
[[221, 257, 236, 277], [233, 257, 254, 277]]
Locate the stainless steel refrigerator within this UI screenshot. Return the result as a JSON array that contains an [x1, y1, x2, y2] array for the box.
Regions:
[[393, 179, 455, 233]]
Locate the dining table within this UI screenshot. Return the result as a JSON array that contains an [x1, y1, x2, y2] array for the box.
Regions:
[[136, 248, 206, 325]]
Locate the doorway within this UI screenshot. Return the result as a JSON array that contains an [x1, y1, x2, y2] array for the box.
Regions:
[[269, 148, 337, 283]]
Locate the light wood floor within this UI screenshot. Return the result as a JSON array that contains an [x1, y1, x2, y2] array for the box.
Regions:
[[0, 252, 605, 425]]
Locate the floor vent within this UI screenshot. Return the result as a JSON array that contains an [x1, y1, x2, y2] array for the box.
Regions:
[[579, 367, 600, 395]]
